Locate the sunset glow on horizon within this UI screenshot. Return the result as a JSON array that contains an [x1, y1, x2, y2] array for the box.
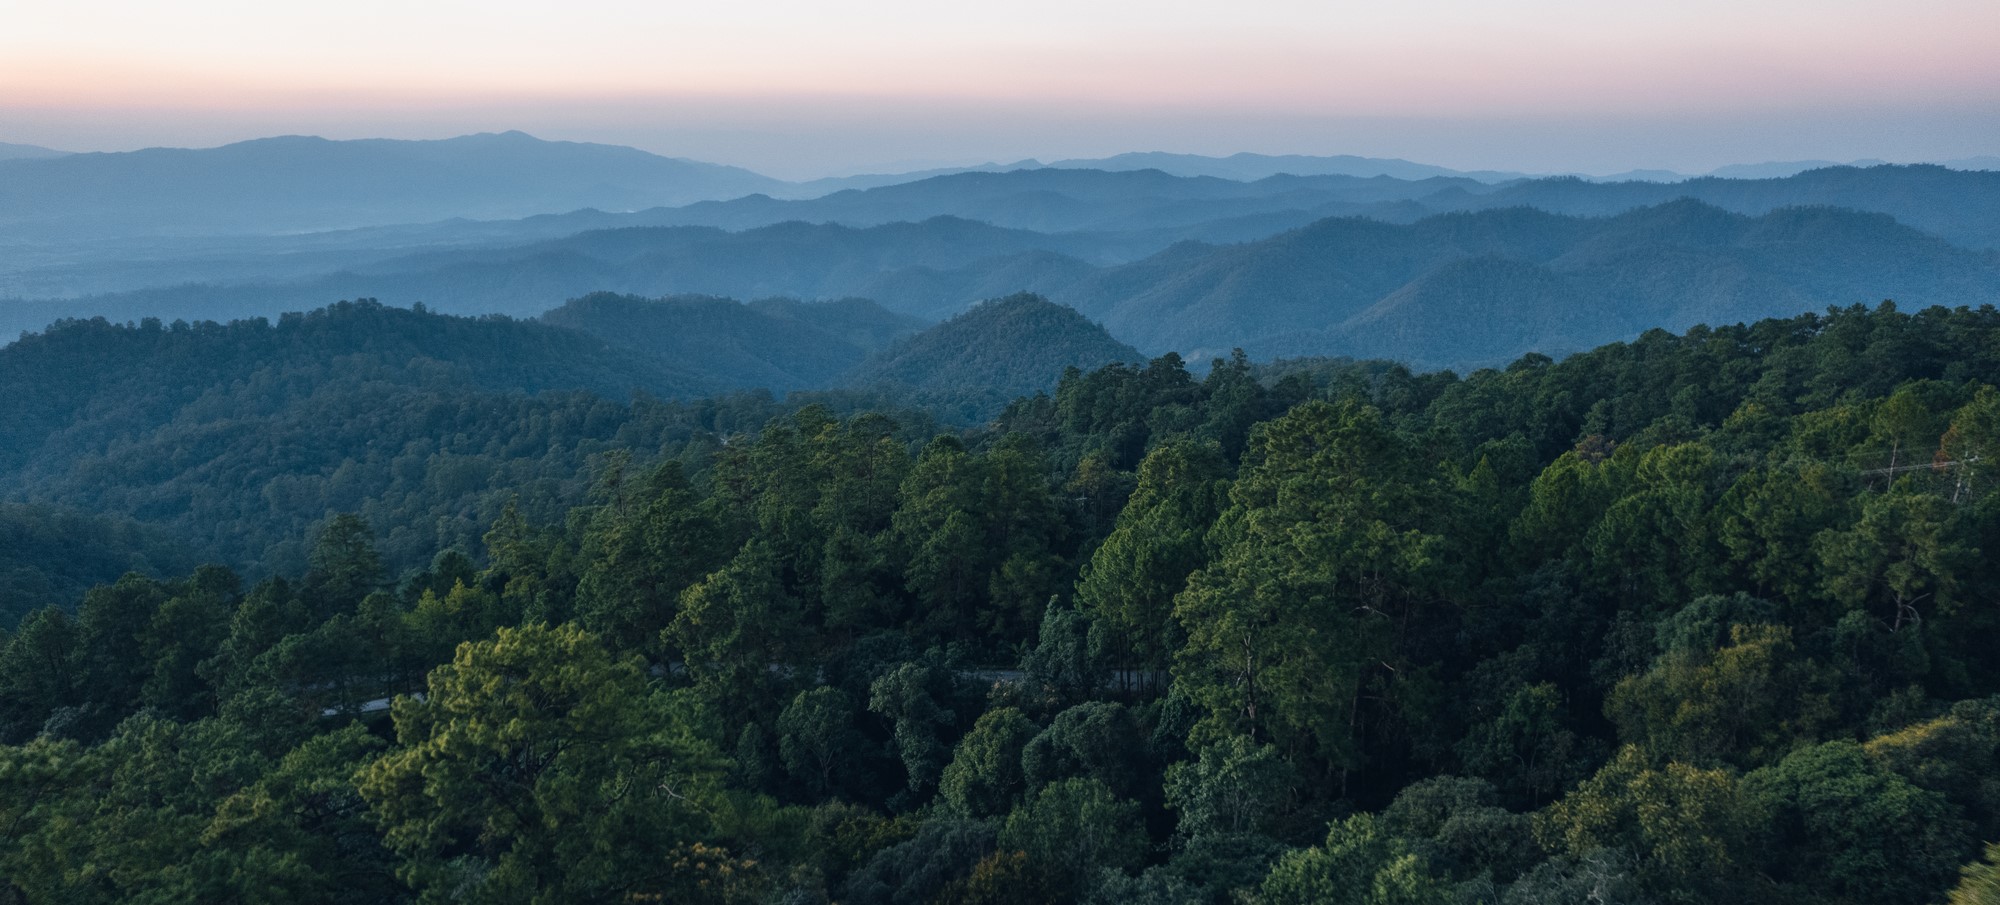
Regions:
[[6, 0, 1998, 177]]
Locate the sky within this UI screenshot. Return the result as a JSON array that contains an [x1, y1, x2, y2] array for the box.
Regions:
[[3, 0, 1998, 179]]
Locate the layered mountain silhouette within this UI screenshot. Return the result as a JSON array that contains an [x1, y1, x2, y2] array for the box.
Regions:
[[1036, 151, 1530, 182], [0, 141, 67, 161], [1063, 201, 2000, 367], [0, 131, 786, 239], [6, 141, 2000, 373], [1457, 165, 2000, 251], [45, 199, 1989, 370]]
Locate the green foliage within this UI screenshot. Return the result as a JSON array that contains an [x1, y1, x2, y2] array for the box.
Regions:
[[202, 724, 402, 903], [1816, 485, 1975, 631], [1022, 701, 1147, 800], [1453, 682, 1594, 807], [357, 623, 730, 904], [1380, 777, 1542, 883], [1743, 740, 1976, 903], [9, 303, 2000, 904], [1255, 813, 1450, 905], [1077, 440, 1229, 683], [868, 655, 976, 805], [1537, 746, 1760, 901], [939, 707, 1038, 818], [573, 460, 728, 652], [1608, 622, 1834, 767], [998, 776, 1146, 899], [841, 818, 997, 905], [1173, 400, 1441, 776], [668, 541, 804, 721], [1164, 734, 1296, 840], [0, 504, 199, 627], [777, 686, 869, 800], [1017, 599, 1106, 714]]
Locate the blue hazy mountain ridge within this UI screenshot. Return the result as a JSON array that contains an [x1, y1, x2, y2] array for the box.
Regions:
[[616, 167, 1489, 236], [3, 131, 1995, 253], [0, 141, 69, 161], [13, 198, 1996, 373], [0, 217, 1115, 337], [1707, 160, 1888, 179], [3, 158, 1999, 370], [1040, 150, 1532, 182], [1056, 200, 2000, 367], [781, 150, 1529, 193], [9, 160, 1997, 310], [191, 160, 1997, 251], [1459, 165, 2000, 251], [494, 162, 2000, 251], [0, 166, 1485, 332], [0, 131, 788, 238], [0, 132, 1526, 244]]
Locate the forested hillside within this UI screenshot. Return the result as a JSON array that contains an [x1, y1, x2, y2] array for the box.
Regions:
[[0, 504, 199, 626], [8, 302, 2000, 903], [850, 294, 1144, 414], [542, 291, 923, 391], [0, 295, 1132, 575], [0, 300, 851, 574]]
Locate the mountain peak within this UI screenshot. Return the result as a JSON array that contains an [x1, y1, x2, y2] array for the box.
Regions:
[[851, 293, 1141, 399]]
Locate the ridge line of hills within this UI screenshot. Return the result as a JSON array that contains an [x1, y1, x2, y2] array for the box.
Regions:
[[15, 198, 1993, 371], [3, 131, 1998, 250], [0, 292, 1138, 579]]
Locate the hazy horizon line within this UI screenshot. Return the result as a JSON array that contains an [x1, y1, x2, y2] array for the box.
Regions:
[[4, 127, 1995, 184]]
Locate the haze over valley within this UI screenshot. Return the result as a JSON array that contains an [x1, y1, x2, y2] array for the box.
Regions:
[[5, 131, 1999, 372]]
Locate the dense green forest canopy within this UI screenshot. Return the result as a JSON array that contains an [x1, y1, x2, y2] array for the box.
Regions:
[[7, 302, 2000, 903], [0, 294, 1140, 586], [0, 297, 1024, 581]]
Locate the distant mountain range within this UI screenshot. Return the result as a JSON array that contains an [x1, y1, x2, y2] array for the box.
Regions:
[[0, 132, 1533, 244], [4, 130, 1994, 247], [0, 131, 785, 239], [0, 216, 1110, 337], [1622, 156, 1999, 182], [4, 131, 1999, 374], [20, 198, 1996, 371], [1058, 201, 2000, 367], [1034, 151, 1532, 182], [0, 141, 67, 161], [24, 159, 1995, 320], [173, 158, 2000, 251]]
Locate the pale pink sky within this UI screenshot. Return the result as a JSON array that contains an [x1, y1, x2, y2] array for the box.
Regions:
[[4, 0, 1997, 177]]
